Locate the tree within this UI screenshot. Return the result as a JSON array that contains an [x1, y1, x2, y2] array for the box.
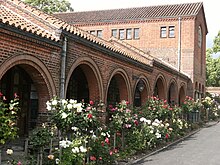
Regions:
[[206, 30, 220, 87], [213, 30, 220, 53], [24, 0, 73, 14]]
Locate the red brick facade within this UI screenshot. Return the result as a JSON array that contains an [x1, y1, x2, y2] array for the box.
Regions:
[[0, 0, 206, 135]]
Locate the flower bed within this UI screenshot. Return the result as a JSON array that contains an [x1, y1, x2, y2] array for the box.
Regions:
[[2, 94, 219, 165]]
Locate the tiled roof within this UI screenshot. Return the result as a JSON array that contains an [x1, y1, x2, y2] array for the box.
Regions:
[[54, 2, 203, 24], [0, 0, 62, 41], [0, 0, 153, 66]]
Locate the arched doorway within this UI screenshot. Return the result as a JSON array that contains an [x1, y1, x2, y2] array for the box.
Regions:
[[153, 77, 166, 100], [168, 81, 178, 105], [67, 66, 89, 102], [133, 78, 149, 107], [0, 66, 38, 136], [66, 64, 101, 103], [107, 73, 129, 106], [179, 85, 186, 105]]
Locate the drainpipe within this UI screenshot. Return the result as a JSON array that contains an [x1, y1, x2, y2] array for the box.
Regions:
[[60, 36, 67, 99], [177, 17, 182, 72]]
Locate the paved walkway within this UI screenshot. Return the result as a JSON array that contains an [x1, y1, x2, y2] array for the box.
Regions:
[[132, 122, 220, 165]]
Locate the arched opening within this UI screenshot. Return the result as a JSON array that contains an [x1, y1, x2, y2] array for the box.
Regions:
[[66, 64, 100, 103], [194, 82, 198, 100], [179, 85, 186, 105], [67, 67, 89, 102], [133, 79, 149, 107], [168, 81, 178, 105], [153, 77, 165, 100], [0, 66, 38, 136]]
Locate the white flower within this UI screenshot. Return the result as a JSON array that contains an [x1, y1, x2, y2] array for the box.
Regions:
[[71, 127, 78, 131], [106, 132, 110, 138], [152, 122, 159, 127], [51, 100, 58, 106], [69, 99, 77, 104], [61, 112, 68, 119], [91, 134, 97, 140], [140, 117, 147, 122], [101, 132, 106, 136], [165, 123, 170, 127], [67, 104, 73, 110], [72, 147, 80, 153], [90, 130, 94, 134], [79, 146, 87, 153], [6, 149, 13, 155], [74, 103, 83, 112], [59, 139, 72, 148], [150, 130, 154, 134], [155, 132, 161, 139], [46, 101, 52, 110], [61, 99, 68, 105], [55, 158, 60, 164]]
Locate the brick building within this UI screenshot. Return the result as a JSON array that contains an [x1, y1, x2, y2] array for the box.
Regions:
[[0, 0, 207, 136]]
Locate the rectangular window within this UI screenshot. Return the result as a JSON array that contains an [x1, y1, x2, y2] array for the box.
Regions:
[[134, 28, 140, 39], [97, 30, 102, 38], [111, 29, 117, 38], [160, 27, 167, 38], [119, 29, 125, 40], [126, 29, 132, 40], [90, 30, 96, 35], [169, 26, 175, 38]]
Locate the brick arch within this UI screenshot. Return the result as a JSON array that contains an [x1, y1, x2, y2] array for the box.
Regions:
[[133, 76, 150, 106], [66, 57, 103, 101], [153, 74, 166, 100], [0, 55, 56, 113], [106, 68, 131, 104], [167, 79, 178, 105], [179, 83, 186, 105]]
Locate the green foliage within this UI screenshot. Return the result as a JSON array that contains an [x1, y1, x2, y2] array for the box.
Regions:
[[206, 30, 220, 87], [0, 93, 19, 145], [29, 126, 52, 149], [213, 30, 220, 53], [24, 0, 73, 14]]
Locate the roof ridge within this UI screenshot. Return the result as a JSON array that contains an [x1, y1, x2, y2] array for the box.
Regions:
[[58, 2, 203, 13]]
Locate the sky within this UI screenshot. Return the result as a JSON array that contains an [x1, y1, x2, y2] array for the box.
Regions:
[[69, 0, 220, 50]]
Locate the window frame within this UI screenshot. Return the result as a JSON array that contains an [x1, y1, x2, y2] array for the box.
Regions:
[[168, 26, 175, 38], [126, 28, 132, 40], [160, 26, 167, 38], [133, 28, 140, 40], [97, 30, 102, 38], [111, 29, 117, 38], [119, 29, 125, 40]]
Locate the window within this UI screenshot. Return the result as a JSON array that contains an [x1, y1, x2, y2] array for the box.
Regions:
[[134, 28, 140, 39], [112, 29, 117, 38], [126, 29, 132, 40], [90, 30, 96, 35], [119, 29, 125, 40], [97, 30, 102, 38], [169, 26, 175, 38], [198, 26, 202, 48], [160, 27, 167, 38]]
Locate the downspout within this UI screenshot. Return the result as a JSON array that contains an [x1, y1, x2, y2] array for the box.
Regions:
[[177, 17, 182, 72], [60, 36, 67, 99]]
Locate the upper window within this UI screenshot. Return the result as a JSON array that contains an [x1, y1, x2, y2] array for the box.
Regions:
[[97, 30, 102, 38], [160, 27, 167, 38], [112, 29, 117, 38], [90, 30, 96, 35], [169, 26, 175, 38], [198, 26, 202, 48], [126, 29, 132, 40], [134, 28, 140, 39], [119, 29, 125, 40]]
